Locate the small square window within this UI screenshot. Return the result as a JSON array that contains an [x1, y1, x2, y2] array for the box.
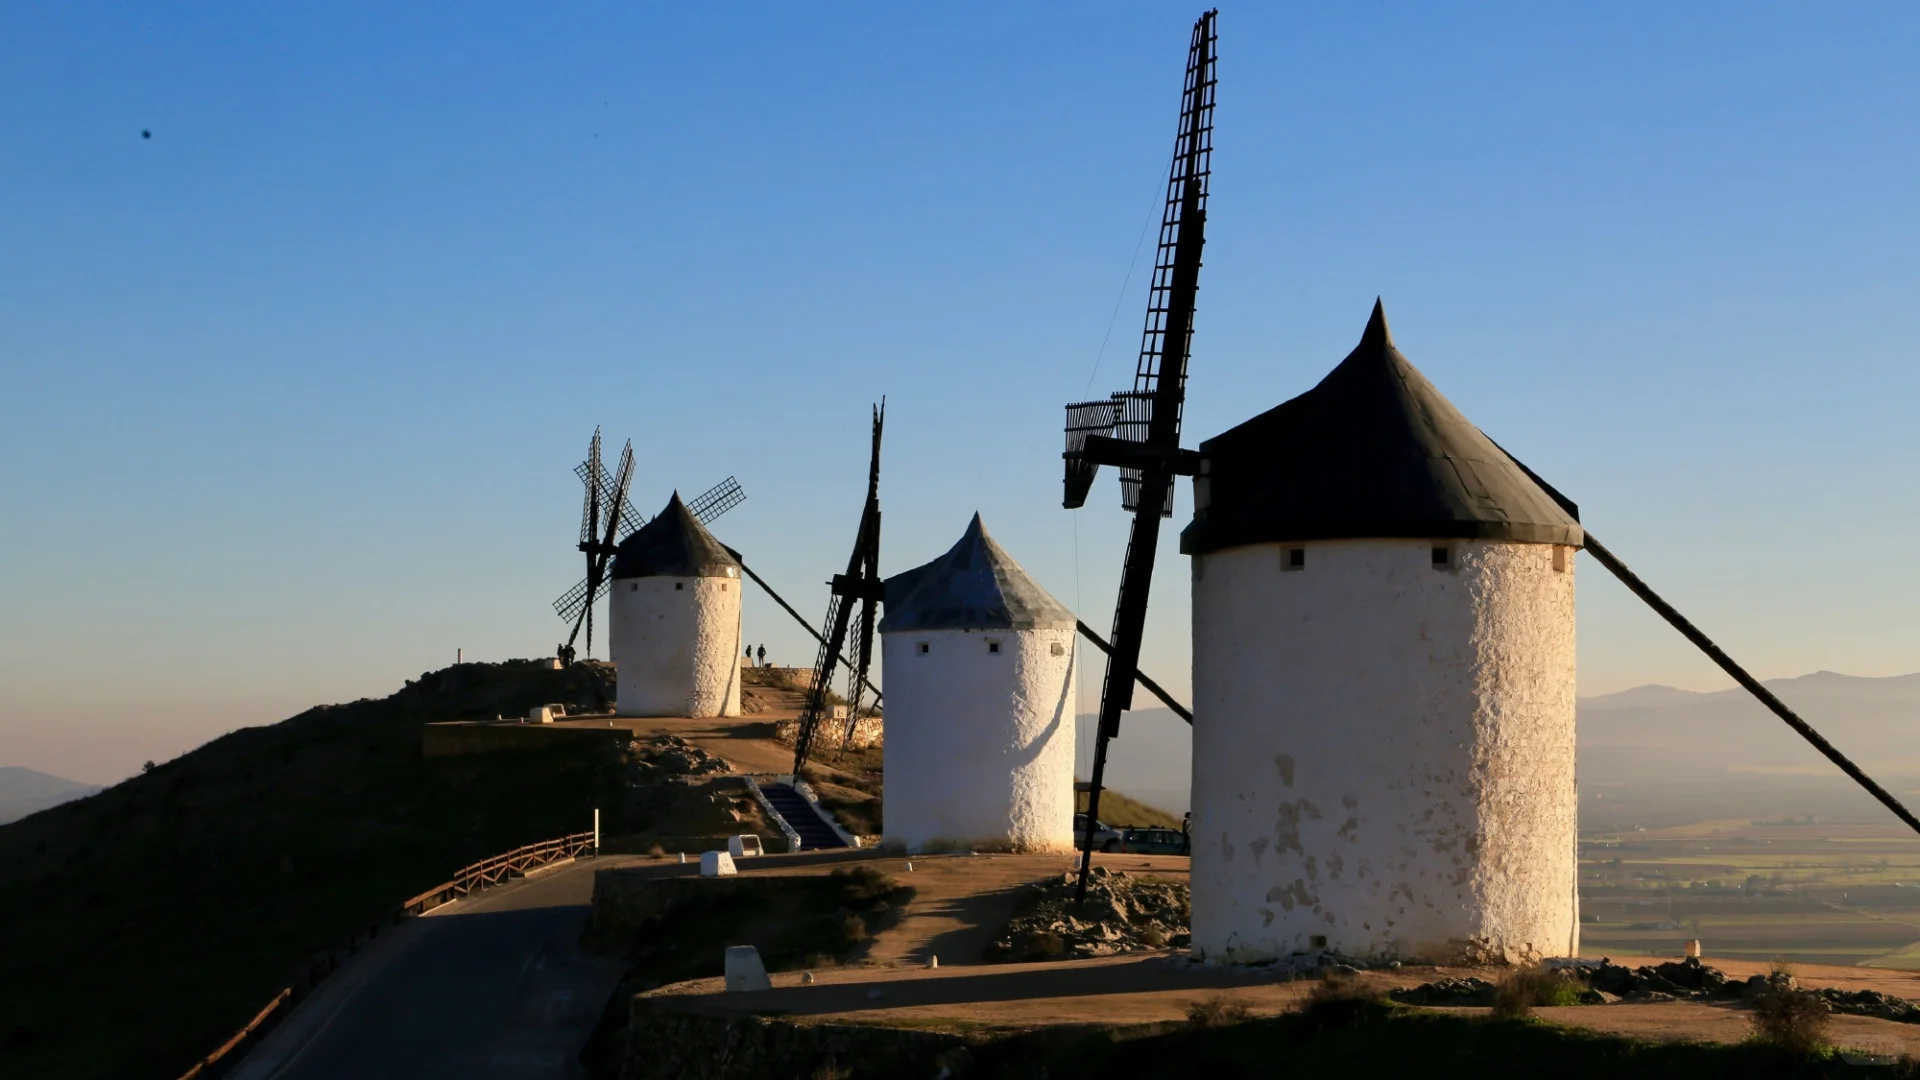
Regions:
[[987, 640, 1001, 654], [1431, 546, 1451, 569], [917, 642, 930, 655], [1283, 547, 1306, 571], [629, 583, 637, 592], [675, 582, 684, 590], [1050, 642, 1065, 657], [1310, 934, 1328, 949], [720, 583, 727, 591]]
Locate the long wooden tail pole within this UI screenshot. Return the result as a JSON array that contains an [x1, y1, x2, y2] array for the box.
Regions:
[[736, 559, 884, 704], [1582, 531, 1920, 837], [1077, 620, 1191, 723]]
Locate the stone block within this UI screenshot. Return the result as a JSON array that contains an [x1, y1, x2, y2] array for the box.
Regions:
[[725, 945, 771, 992]]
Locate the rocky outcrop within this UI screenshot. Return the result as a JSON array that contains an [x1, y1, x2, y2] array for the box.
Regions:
[[984, 867, 1190, 961], [631, 734, 732, 779]]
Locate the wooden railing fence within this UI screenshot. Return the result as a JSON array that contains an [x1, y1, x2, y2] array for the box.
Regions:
[[175, 828, 597, 1079]]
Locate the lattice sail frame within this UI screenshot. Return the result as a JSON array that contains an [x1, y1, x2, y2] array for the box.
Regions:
[[552, 472, 748, 624], [1061, 16, 1215, 518]]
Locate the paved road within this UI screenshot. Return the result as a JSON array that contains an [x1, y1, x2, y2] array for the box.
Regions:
[[231, 859, 628, 1080]]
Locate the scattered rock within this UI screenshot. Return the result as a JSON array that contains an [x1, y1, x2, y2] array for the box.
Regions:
[[1393, 957, 1920, 1023], [1812, 987, 1920, 1023], [631, 735, 731, 778], [1389, 977, 1498, 1007], [984, 869, 1190, 962]]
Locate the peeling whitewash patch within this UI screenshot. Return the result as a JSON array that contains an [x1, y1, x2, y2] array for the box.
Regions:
[[881, 626, 1076, 853], [611, 575, 742, 718], [1188, 539, 1577, 964]]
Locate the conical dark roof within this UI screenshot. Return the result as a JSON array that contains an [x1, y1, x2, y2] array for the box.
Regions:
[[880, 513, 1075, 633], [1180, 300, 1582, 556], [611, 492, 742, 579]]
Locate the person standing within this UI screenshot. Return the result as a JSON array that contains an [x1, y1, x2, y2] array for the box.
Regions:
[[756, 644, 766, 667], [1180, 811, 1192, 856]]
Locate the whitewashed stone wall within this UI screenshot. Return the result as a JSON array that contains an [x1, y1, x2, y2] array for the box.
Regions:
[[1188, 538, 1578, 964], [881, 626, 1077, 853], [611, 574, 742, 718]]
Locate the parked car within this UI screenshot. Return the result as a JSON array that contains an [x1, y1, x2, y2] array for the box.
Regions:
[[1118, 826, 1187, 855], [1073, 813, 1123, 852]]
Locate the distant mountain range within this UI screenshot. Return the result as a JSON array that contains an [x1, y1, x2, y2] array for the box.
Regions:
[[1077, 670, 1920, 811], [1580, 670, 1920, 784], [0, 767, 101, 825]]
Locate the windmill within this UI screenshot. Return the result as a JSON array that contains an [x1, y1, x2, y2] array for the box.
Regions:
[[551, 427, 746, 660], [1060, 10, 1216, 902], [788, 402, 888, 776]]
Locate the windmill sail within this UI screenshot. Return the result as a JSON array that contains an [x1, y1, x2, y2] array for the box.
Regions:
[[790, 403, 886, 777], [1067, 10, 1217, 902], [553, 473, 748, 626]]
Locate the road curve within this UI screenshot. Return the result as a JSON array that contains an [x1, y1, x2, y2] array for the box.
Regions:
[[230, 858, 628, 1080]]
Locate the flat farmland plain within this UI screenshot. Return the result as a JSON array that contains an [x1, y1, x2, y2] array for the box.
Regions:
[[1580, 817, 1920, 967]]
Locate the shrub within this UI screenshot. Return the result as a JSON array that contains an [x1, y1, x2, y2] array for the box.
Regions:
[[1749, 984, 1830, 1055], [1187, 995, 1253, 1028], [1022, 930, 1065, 960], [646, 844, 666, 860], [835, 910, 870, 946], [1301, 974, 1390, 1031], [1492, 966, 1586, 1019], [830, 866, 897, 903], [1139, 926, 1168, 948]]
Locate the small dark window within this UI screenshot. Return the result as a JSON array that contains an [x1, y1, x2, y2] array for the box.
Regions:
[[917, 642, 930, 655], [1050, 642, 1065, 657], [1287, 548, 1306, 570], [675, 581, 684, 590], [988, 641, 1001, 654], [629, 583, 637, 592], [1310, 934, 1328, 949], [1431, 546, 1450, 568]]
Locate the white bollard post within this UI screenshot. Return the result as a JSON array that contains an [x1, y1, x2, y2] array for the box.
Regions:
[[725, 945, 771, 991], [593, 808, 601, 854]]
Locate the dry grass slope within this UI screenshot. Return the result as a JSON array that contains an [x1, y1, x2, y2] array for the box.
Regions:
[[0, 660, 682, 1080]]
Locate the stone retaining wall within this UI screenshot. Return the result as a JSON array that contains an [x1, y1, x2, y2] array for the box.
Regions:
[[421, 721, 632, 758], [618, 1006, 966, 1080], [589, 869, 788, 943], [772, 714, 883, 751]]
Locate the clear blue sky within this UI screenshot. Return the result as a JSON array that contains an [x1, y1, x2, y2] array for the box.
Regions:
[[3, 3, 1917, 785]]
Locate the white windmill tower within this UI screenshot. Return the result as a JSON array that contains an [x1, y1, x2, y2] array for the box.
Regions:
[[1181, 301, 1583, 965], [878, 514, 1078, 853], [609, 492, 745, 718]]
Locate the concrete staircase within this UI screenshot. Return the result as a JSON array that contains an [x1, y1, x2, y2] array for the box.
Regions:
[[759, 783, 850, 850]]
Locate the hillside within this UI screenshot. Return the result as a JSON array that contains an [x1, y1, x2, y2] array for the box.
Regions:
[[0, 659, 657, 1080], [0, 766, 101, 825]]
